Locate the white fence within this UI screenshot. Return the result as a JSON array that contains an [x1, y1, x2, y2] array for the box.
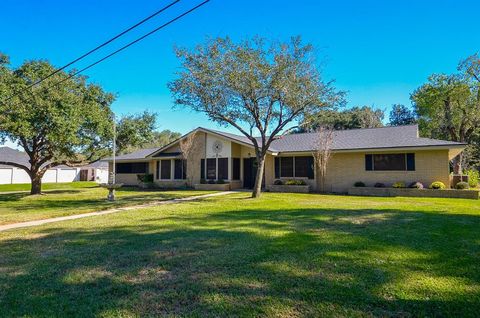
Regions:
[[0, 167, 80, 185]]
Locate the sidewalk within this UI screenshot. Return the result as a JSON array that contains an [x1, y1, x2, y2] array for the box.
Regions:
[[0, 191, 234, 233]]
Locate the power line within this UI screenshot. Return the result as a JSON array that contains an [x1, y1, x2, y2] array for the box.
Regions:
[[2, 0, 180, 104], [44, 0, 210, 92]]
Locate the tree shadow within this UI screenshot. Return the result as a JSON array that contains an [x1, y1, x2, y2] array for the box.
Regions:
[[0, 204, 479, 317]]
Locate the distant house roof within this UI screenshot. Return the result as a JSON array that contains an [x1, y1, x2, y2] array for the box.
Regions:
[[107, 125, 466, 161], [0, 147, 30, 168], [0, 146, 108, 169]]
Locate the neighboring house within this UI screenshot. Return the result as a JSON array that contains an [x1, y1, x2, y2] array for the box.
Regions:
[[0, 146, 109, 185], [106, 125, 465, 192]]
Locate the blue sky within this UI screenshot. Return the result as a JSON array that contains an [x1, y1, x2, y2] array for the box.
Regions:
[[1, 0, 479, 142]]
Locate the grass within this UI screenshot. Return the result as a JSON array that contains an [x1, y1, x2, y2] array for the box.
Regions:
[[0, 193, 479, 317], [0, 181, 98, 193], [0, 185, 214, 225]]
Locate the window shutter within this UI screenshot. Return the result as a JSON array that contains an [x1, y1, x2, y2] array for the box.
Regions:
[[365, 154, 373, 171], [406, 153, 415, 171], [274, 157, 280, 178], [200, 159, 205, 179]]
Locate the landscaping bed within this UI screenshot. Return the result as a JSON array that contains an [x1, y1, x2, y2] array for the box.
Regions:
[[349, 186, 479, 199], [194, 183, 231, 191], [267, 184, 310, 193]]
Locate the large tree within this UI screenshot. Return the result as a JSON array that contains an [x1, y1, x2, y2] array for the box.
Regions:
[[411, 53, 480, 173], [0, 55, 158, 194], [169, 36, 342, 197], [300, 106, 383, 131], [388, 104, 417, 126]]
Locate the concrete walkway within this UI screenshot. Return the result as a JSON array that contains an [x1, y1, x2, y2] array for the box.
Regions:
[[0, 191, 234, 233]]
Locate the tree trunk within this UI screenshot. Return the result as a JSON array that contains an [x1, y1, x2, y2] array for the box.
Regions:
[[252, 155, 266, 198], [30, 174, 43, 195], [453, 153, 463, 175]]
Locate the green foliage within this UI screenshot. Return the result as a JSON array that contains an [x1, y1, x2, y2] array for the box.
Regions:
[[284, 179, 307, 185], [169, 36, 343, 197], [273, 179, 283, 185], [216, 179, 225, 184], [374, 182, 385, 188], [429, 181, 446, 190], [392, 182, 406, 188], [354, 181, 365, 187], [409, 181, 424, 189], [300, 106, 384, 131], [465, 169, 479, 188], [137, 174, 154, 183], [455, 181, 470, 190], [388, 104, 417, 126], [200, 179, 207, 184], [116, 111, 158, 154]]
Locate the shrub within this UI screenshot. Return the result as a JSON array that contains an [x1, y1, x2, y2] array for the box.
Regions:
[[200, 178, 206, 184], [429, 181, 446, 190], [374, 182, 385, 188], [466, 169, 479, 188], [392, 182, 405, 188], [137, 173, 154, 183], [409, 181, 424, 189], [216, 179, 225, 184], [273, 179, 283, 185], [354, 181, 365, 187], [455, 181, 470, 190], [207, 179, 216, 184], [284, 179, 306, 186]]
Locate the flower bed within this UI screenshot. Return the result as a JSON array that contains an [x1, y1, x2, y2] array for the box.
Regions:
[[348, 187, 479, 200], [194, 183, 231, 191], [267, 184, 310, 193]]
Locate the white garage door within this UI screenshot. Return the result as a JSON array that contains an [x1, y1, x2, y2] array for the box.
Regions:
[[57, 169, 79, 182], [42, 170, 57, 183], [0, 168, 13, 184]]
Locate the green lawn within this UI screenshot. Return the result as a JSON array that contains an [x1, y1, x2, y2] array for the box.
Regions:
[[0, 193, 479, 317], [0, 186, 214, 225], [0, 181, 98, 193]]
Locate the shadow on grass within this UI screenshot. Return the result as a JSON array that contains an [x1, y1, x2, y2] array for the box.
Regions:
[[0, 205, 479, 317]]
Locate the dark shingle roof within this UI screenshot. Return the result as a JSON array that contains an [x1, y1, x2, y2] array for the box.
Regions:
[[103, 148, 160, 161], [0, 146, 31, 168], [270, 125, 465, 152]]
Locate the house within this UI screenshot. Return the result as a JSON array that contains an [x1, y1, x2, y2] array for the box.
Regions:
[[0, 146, 109, 185], [106, 125, 466, 192]]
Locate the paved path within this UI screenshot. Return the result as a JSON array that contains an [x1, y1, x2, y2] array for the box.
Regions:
[[0, 191, 234, 233]]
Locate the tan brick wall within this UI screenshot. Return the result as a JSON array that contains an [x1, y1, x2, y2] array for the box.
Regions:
[[322, 150, 450, 193]]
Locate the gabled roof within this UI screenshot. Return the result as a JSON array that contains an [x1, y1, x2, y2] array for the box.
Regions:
[[107, 125, 466, 161]]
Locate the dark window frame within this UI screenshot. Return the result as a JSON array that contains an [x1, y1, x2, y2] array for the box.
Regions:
[[365, 153, 416, 171], [294, 156, 314, 179], [174, 159, 187, 180], [232, 158, 240, 180], [116, 162, 148, 174], [280, 157, 294, 178], [206, 158, 216, 180], [218, 158, 228, 180], [160, 160, 171, 179], [200, 159, 205, 179]]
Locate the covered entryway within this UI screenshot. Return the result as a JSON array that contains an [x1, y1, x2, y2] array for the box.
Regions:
[[243, 158, 265, 189]]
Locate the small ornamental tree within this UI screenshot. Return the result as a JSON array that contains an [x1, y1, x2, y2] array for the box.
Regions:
[[312, 126, 334, 192], [179, 131, 198, 187], [169, 36, 342, 197]]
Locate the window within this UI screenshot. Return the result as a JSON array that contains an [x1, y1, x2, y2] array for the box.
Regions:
[[280, 157, 294, 177], [295, 156, 314, 179], [207, 158, 216, 179], [365, 153, 415, 171], [200, 159, 205, 179], [232, 158, 240, 180], [174, 159, 186, 180], [274, 157, 280, 179], [160, 160, 171, 179], [116, 162, 148, 174], [218, 158, 228, 180]]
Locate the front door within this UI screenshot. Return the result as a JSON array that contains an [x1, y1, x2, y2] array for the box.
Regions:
[[243, 158, 265, 189]]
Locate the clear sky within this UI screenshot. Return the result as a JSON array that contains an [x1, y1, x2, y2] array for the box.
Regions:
[[1, 0, 479, 141]]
